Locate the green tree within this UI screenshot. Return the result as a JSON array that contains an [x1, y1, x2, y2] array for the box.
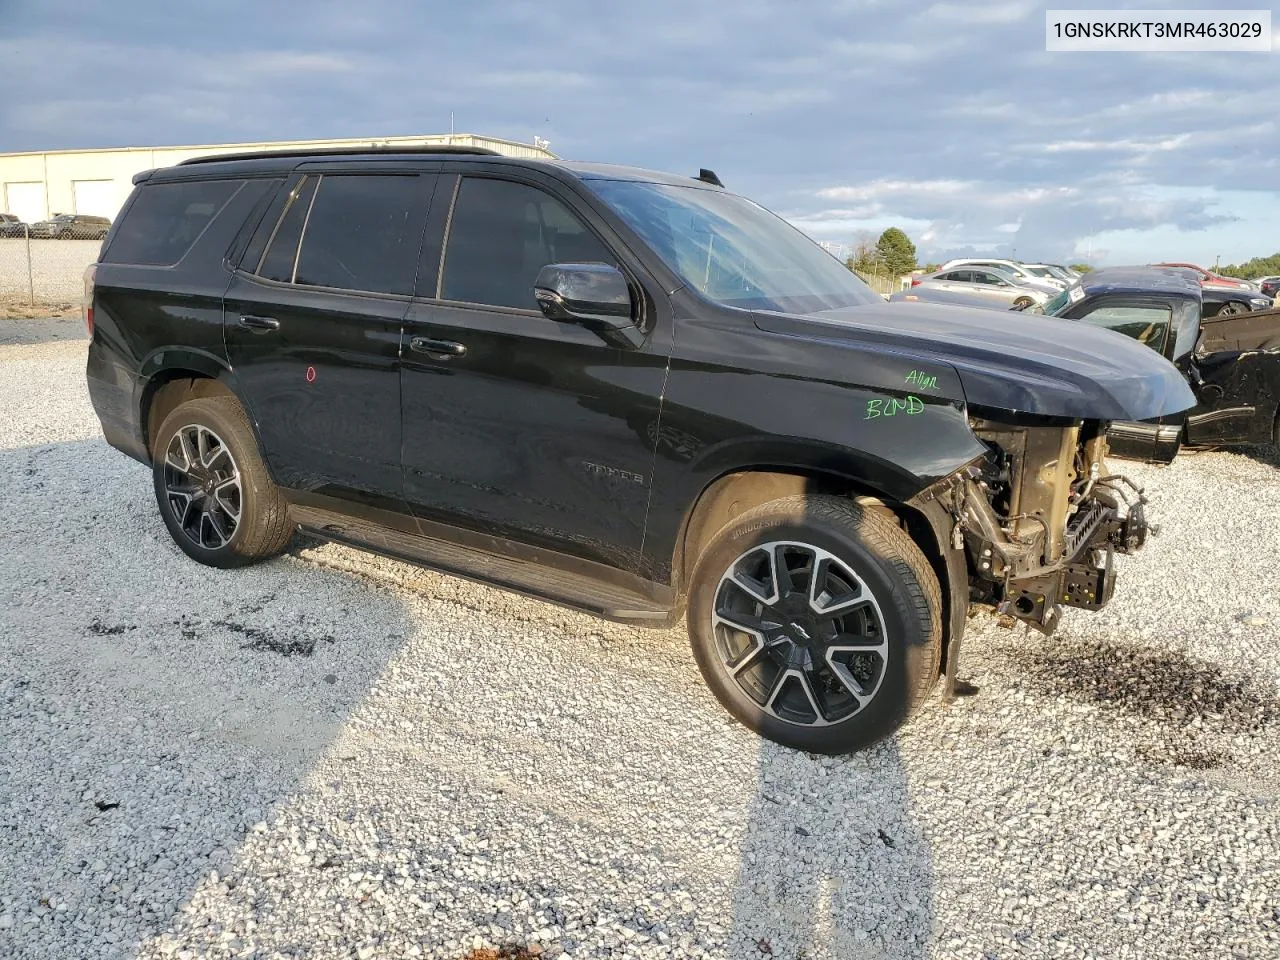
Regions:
[[846, 239, 882, 276], [1068, 263, 1094, 273], [875, 228, 917, 277], [1220, 252, 1280, 279]]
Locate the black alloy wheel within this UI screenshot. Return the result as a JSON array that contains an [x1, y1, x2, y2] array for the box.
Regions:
[[711, 540, 890, 727], [162, 423, 243, 550]]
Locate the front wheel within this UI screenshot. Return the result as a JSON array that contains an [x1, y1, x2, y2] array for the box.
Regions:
[[687, 495, 942, 754], [1217, 300, 1249, 316], [152, 395, 293, 568], [1013, 296, 1034, 310]]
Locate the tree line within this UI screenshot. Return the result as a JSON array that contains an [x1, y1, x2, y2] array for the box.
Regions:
[[1219, 252, 1280, 280], [843, 227, 1091, 278]]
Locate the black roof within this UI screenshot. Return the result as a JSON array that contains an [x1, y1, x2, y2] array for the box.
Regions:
[[144, 148, 721, 191], [177, 145, 500, 165], [1078, 267, 1202, 300]]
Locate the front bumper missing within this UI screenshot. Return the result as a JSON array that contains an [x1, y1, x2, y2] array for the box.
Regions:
[[930, 467, 1151, 634]]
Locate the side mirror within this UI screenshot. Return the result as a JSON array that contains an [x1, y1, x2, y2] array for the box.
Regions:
[[533, 263, 642, 347]]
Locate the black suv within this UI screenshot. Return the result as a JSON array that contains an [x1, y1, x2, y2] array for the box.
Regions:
[[30, 213, 112, 240], [85, 147, 1194, 753]]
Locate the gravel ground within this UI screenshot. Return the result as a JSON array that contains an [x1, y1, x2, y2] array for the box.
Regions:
[[2, 326, 1278, 960]]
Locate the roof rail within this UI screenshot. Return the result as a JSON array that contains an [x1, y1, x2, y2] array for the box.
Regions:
[[178, 145, 502, 165]]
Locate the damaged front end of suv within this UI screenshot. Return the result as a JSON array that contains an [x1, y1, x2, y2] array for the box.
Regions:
[[928, 418, 1149, 634], [786, 301, 1199, 647]]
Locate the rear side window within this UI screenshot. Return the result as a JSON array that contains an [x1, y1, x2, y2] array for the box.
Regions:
[[293, 175, 421, 295], [257, 177, 318, 283], [440, 177, 615, 310], [104, 179, 243, 266]]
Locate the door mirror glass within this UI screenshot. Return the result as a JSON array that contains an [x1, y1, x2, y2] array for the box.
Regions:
[[533, 263, 640, 345]]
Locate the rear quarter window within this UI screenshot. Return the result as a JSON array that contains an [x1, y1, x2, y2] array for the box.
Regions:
[[103, 179, 244, 266]]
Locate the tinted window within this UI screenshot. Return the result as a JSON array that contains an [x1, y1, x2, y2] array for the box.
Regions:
[[104, 179, 242, 266], [442, 178, 615, 309], [294, 175, 422, 295], [257, 177, 318, 283], [1079, 303, 1171, 353]]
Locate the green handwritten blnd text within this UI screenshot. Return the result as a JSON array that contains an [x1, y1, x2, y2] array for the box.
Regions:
[[866, 395, 925, 419], [905, 369, 939, 390]]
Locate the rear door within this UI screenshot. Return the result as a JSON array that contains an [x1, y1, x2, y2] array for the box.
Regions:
[[223, 166, 435, 511]]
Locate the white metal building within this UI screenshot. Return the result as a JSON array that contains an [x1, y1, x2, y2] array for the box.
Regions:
[[0, 133, 556, 224]]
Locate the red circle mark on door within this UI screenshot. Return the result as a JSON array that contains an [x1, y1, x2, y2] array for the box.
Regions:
[[305, 366, 317, 383]]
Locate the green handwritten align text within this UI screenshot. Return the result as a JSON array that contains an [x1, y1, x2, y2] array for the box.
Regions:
[[866, 396, 925, 419], [905, 369, 939, 390]]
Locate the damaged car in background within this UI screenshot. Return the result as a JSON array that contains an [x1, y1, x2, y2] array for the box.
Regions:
[[894, 267, 1280, 460], [1033, 269, 1280, 460], [86, 149, 1195, 754]]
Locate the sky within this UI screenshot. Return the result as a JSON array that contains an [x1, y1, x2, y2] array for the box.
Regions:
[[1, 0, 1277, 268]]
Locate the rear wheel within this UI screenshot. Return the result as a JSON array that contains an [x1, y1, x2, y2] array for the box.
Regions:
[[1013, 296, 1034, 310], [687, 495, 942, 754], [152, 395, 293, 568]]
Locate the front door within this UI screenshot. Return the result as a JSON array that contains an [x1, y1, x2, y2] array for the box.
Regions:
[[223, 169, 433, 509], [399, 173, 669, 574]]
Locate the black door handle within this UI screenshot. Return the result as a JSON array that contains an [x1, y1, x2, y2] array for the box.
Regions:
[[410, 336, 468, 359], [238, 315, 280, 333]]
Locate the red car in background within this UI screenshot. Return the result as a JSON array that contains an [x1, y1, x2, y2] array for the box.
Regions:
[[1153, 262, 1254, 290]]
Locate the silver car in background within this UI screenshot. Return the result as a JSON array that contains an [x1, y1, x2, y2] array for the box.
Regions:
[[910, 265, 1058, 309], [938, 258, 1067, 289]]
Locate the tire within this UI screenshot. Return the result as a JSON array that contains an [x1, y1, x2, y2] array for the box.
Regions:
[[151, 395, 293, 568], [1218, 300, 1249, 316], [1013, 296, 1034, 310], [687, 495, 942, 754]]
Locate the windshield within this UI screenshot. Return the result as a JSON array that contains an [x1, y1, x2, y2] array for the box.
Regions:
[[1042, 286, 1076, 316], [1023, 265, 1054, 278], [587, 179, 882, 313]]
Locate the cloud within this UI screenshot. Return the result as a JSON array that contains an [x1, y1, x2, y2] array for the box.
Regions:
[[1, 0, 1276, 263]]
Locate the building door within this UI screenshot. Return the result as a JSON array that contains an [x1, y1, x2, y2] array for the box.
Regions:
[[72, 180, 119, 218], [4, 182, 44, 222]]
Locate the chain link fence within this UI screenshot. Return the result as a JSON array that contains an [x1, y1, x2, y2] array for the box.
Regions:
[[0, 220, 105, 308]]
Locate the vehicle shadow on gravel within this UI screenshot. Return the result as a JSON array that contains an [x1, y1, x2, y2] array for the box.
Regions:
[[0, 438, 417, 960], [728, 738, 934, 959]]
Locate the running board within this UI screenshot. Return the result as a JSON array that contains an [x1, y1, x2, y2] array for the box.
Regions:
[[290, 505, 675, 626]]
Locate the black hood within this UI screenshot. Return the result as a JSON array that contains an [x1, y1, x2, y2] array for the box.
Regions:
[[754, 301, 1197, 422]]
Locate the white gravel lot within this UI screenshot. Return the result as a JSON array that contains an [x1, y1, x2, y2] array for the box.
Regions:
[[2, 324, 1278, 960]]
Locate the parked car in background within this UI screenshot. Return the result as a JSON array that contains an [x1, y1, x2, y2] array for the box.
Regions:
[[888, 286, 1011, 310], [1019, 263, 1075, 286], [1254, 276, 1280, 298], [939, 258, 1067, 288], [1200, 284, 1275, 317], [911, 265, 1056, 309], [1152, 262, 1254, 291], [83, 145, 1193, 754], [0, 213, 27, 237], [1038, 268, 1280, 458], [29, 213, 112, 240]]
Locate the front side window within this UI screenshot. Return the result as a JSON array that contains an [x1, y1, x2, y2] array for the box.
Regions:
[[1077, 303, 1172, 353], [103, 179, 243, 266], [588, 179, 881, 313], [440, 177, 616, 310]]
